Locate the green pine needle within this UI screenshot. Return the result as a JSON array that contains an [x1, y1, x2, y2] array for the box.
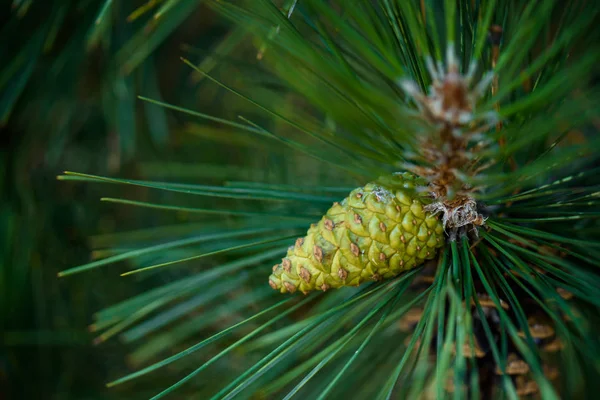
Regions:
[[52, 0, 600, 398]]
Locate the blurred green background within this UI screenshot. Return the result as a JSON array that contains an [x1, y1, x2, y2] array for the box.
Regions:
[[0, 1, 240, 398]]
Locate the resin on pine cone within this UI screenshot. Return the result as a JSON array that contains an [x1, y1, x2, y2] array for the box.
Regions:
[[269, 173, 445, 294]]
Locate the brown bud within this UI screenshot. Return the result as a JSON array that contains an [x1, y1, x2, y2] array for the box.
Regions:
[[299, 267, 311, 282], [282, 258, 292, 273], [283, 282, 297, 293], [543, 339, 564, 353], [495, 354, 529, 375], [350, 243, 360, 257], [313, 245, 324, 263], [557, 287, 573, 300], [324, 219, 334, 231]]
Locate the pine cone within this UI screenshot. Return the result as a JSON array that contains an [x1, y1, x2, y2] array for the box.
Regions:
[[269, 173, 445, 294], [401, 267, 568, 398]]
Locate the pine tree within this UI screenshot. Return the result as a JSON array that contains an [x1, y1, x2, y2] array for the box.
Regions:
[[56, 0, 600, 399]]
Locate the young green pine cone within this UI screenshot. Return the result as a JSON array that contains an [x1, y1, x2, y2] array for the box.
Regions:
[[269, 173, 445, 294]]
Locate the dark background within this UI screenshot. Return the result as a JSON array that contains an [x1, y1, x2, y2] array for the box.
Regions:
[[0, 2, 244, 398]]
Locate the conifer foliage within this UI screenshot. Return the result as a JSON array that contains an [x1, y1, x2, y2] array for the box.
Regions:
[[60, 0, 600, 398]]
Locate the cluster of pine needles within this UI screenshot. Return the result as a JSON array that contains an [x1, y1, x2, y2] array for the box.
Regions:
[[55, 0, 600, 399]]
